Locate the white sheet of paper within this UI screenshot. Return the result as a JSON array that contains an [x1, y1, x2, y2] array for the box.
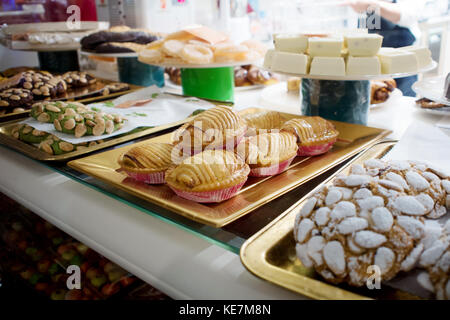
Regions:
[[21, 86, 213, 144]]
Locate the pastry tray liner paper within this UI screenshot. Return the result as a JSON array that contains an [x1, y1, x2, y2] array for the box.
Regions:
[[20, 86, 214, 144], [68, 108, 391, 227], [241, 122, 450, 300]]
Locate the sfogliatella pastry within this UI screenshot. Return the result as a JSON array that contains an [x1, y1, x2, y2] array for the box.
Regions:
[[281, 116, 338, 156], [236, 132, 298, 177], [118, 143, 174, 184], [165, 150, 250, 203], [171, 105, 247, 155], [243, 110, 287, 136]]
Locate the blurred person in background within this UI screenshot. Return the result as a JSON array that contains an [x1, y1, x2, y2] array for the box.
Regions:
[[343, 0, 426, 96]]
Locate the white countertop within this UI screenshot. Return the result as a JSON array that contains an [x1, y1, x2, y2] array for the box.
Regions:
[[0, 85, 447, 299]]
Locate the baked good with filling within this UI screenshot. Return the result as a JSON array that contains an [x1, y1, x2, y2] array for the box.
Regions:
[[281, 116, 338, 156], [118, 143, 174, 184], [165, 150, 250, 203], [243, 110, 287, 136], [236, 131, 298, 176], [171, 105, 247, 155]]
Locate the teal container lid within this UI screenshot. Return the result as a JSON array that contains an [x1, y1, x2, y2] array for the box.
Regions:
[[301, 79, 370, 125], [180, 67, 234, 103], [37, 50, 80, 73], [117, 57, 165, 87]]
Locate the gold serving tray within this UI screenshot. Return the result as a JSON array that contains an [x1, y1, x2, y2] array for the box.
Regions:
[[68, 108, 391, 227], [0, 80, 142, 122], [240, 141, 421, 300]]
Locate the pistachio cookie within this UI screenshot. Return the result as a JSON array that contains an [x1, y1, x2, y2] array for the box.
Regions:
[[54, 111, 125, 138], [0, 88, 33, 108], [38, 136, 104, 155], [292, 159, 450, 287], [31, 101, 89, 123], [11, 124, 49, 143]]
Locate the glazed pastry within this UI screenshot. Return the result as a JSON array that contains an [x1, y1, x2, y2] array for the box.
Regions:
[[293, 159, 450, 287], [11, 124, 49, 144], [62, 71, 96, 88], [236, 132, 298, 177], [101, 83, 130, 96], [0, 88, 33, 108], [370, 81, 391, 104], [234, 67, 249, 87], [416, 98, 446, 109], [54, 111, 125, 138], [247, 67, 272, 85], [165, 150, 250, 203], [171, 105, 247, 154], [243, 110, 287, 136], [281, 116, 339, 156], [118, 143, 174, 184], [31, 101, 89, 123]]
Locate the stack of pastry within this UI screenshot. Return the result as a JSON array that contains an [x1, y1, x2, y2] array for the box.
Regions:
[[118, 106, 339, 203], [138, 26, 265, 65]]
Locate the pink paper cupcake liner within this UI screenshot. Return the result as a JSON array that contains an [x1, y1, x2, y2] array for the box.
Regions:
[[249, 155, 296, 177], [125, 170, 165, 184], [169, 179, 247, 203], [297, 140, 336, 157]]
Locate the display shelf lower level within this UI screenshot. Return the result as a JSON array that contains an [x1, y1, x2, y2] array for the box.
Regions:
[[0, 146, 303, 299]]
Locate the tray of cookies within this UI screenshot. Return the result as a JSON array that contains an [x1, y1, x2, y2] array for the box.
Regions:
[[67, 106, 390, 227], [0, 69, 140, 122], [241, 140, 450, 300]]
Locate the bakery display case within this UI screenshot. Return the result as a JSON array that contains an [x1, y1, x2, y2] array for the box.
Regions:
[[0, 0, 450, 306]]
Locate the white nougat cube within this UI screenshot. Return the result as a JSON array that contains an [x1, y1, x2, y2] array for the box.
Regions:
[[345, 34, 383, 56], [274, 34, 308, 53], [346, 56, 381, 75], [310, 57, 346, 76], [263, 49, 275, 69], [399, 46, 432, 68], [378, 51, 419, 74], [271, 52, 310, 74], [308, 37, 343, 57]]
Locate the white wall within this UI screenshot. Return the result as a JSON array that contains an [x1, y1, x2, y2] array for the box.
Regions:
[[0, 46, 39, 70]]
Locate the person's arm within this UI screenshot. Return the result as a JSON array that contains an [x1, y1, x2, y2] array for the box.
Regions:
[[344, 0, 402, 24]]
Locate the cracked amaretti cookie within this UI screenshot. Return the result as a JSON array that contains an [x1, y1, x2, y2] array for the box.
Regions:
[[294, 159, 450, 287]]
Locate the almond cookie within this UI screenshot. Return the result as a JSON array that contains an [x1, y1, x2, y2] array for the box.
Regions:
[[62, 71, 96, 88], [293, 159, 445, 287], [417, 220, 450, 300], [11, 124, 50, 144], [31, 101, 89, 123], [16, 70, 67, 99], [0, 88, 33, 108]]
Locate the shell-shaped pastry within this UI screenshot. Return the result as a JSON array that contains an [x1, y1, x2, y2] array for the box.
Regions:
[[237, 132, 298, 167], [118, 143, 174, 173], [171, 105, 247, 151], [165, 150, 250, 192], [243, 111, 287, 135], [281, 116, 338, 147]]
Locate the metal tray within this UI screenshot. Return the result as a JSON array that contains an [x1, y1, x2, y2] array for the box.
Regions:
[[67, 108, 391, 227], [0, 80, 142, 123], [240, 141, 422, 300]]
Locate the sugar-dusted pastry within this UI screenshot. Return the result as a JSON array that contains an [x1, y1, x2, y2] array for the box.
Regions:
[[293, 159, 449, 287], [118, 143, 174, 184], [243, 110, 287, 136], [236, 132, 298, 177], [171, 105, 247, 154], [417, 220, 450, 300], [281, 116, 339, 156], [165, 150, 250, 203]]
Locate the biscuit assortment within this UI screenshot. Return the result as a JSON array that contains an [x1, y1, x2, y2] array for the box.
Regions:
[[294, 159, 450, 298]]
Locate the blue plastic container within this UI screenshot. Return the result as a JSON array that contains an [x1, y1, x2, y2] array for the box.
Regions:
[[117, 57, 165, 87]]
